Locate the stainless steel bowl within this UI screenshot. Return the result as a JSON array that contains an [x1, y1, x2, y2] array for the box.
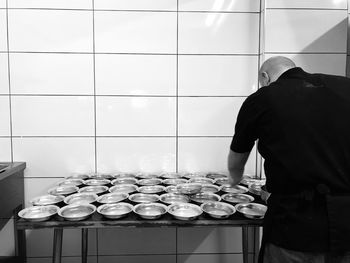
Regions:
[[78, 185, 108, 195], [159, 193, 189, 204], [160, 172, 183, 179], [176, 183, 202, 195], [48, 185, 79, 196], [83, 179, 110, 186], [64, 193, 98, 205], [190, 192, 221, 204], [133, 203, 167, 219], [200, 184, 221, 193], [214, 178, 230, 186], [66, 174, 89, 180], [137, 178, 162, 186], [168, 203, 202, 220], [138, 185, 165, 194], [97, 193, 129, 204], [189, 177, 214, 184], [162, 178, 187, 185], [111, 177, 138, 185], [97, 202, 133, 219], [240, 177, 266, 186], [221, 185, 248, 194], [58, 179, 83, 187], [88, 173, 113, 179], [221, 193, 254, 204], [129, 193, 160, 203], [206, 173, 228, 180], [164, 185, 181, 194], [248, 183, 263, 195], [235, 203, 267, 219], [112, 173, 136, 178], [183, 172, 207, 179], [136, 173, 160, 179], [201, 201, 236, 219], [58, 204, 96, 221], [109, 184, 138, 194], [30, 194, 65, 206], [18, 205, 59, 222]]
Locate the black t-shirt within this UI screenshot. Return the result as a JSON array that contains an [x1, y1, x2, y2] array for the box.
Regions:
[[231, 67, 350, 195], [231, 67, 350, 251]]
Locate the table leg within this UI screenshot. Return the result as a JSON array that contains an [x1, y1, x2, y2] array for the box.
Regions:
[[242, 226, 249, 263], [14, 205, 26, 262], [52, 229, 63, 263], [82, 229, 88, 263], [253, 227, 260, 263]]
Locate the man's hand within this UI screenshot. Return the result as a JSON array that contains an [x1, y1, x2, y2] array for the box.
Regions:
[[227, 150, 250, 186]]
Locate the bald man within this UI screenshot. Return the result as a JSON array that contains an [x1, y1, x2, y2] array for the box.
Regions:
[[228, 56, 350, 263]]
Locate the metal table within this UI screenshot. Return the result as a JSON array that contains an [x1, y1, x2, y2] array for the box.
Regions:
[[15, 209, 263, 263]]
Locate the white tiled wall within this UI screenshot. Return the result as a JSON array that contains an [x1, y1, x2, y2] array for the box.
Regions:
[[1, 0, 348, 262]]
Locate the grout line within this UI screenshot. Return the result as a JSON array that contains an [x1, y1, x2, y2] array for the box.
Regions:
[[175, 0, 179, 173], [265, 52, 347, 55], [5, 0, 13, 162], [92, 0, 97, 174], [266, 7, 348, 11], [9, 135, 234, 138], [1, 94, 250, 97]]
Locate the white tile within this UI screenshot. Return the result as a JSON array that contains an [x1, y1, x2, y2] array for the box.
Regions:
[[10, 53, 94, 95], [266, 0, 347, 9], [0, 96, 10, 136], [0, 138, 11, 162], [265, 10, 348, 53], [94, 0, 176, 10], [178, 56, 258, 96], [96, 97, 176, 136], [178, 97, 244, 136], [27, 257, 97, 263], [99, 255, 175, 263], [11, 96, 94, 136], [26, 226, 97, 256], [0, 53, 9, 94], [8, 10, 93, 52], [13, 138, 95, 179], [179, 0, 260, 12], [95, 54, 176, 96], [0, 0, 5, 8], [0, 219, 15, 256], [178, 137, 256, 175], [264, 54, 347, 76], [95, 11, 177, 53], [98, 228, 176, 254], [178, 254, 243, 263], [177, 227, 242, 253], [178, 13, 259, 54], [0, 10, 7, 51], [96, 137, 176, 173], [9, 0, 92, 9]]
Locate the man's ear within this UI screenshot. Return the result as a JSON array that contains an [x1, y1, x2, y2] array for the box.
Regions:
[[261, 71, 270, 86]]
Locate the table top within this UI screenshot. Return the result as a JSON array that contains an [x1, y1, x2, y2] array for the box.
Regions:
[[16, 208, 263, 230]]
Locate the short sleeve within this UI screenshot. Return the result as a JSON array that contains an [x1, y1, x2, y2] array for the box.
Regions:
[[230, 93, 262, 153]]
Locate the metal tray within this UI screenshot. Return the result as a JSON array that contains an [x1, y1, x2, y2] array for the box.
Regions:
[[189, 177, 214, 184], [190, 192, 221, 204], [48, 185, 79, 196], [109, 184, 138, 194], [64, 193, 98, 205], [111, 177, 138, 185], [221, 193, 254, 204], [176, 183, 202, 195], [58, 204, 96, 221], [235, 203, 267, 219], [83, 179, 110, 186], [137, 178, 162, 186], [78, 185, 108, 195], [133, 203, 167, 219], [18, 205, 59, 222], [58, 179, 83, 187], [97, 203, 133, 219], [138, 185, 165, 194], [159, 193, 189, 204], [30, 194, 64, 206], [221, 185, 248, 194], [97, 193, 129, 204], [168, 203, 202, 220], [201, 201, 236, 219], [200, 184, 221, 193], [206, 173, 228, 180], [129, 193, 160, 203], [162, 178, 187, 185], [164, 185, 181, 194]]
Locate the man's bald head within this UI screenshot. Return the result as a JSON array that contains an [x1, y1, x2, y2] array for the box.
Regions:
[[259, 56, 296, 87]]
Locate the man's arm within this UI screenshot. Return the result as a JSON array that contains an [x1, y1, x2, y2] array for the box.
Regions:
[[227, 150, 250, 186]]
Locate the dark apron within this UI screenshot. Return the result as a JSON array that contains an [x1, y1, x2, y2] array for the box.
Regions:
[[258, 185, 350, 263]]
